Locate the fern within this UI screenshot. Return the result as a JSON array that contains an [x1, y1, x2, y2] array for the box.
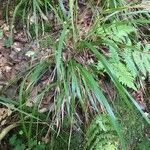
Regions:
[[109, 46, 120, 62], [97, 60, 137, 90], [123, 44, 150, 79], [123, 50, 138, 78], [133, 51, 146, 77], [132, 51, 150, 78], [142, 53, 150, 75], [96, 22, 135, 45], [85, 114, 119, 150], [111, 23, 135, 45], [96, 22, 150, 90], [111, 62, 137, 90]]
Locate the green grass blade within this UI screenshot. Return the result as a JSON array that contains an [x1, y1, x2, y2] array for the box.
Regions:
[[84, 41, 150, 124], [77, 63, 126, 149], [55, 24, 68, 78]]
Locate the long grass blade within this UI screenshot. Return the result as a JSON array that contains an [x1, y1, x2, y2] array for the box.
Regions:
[[84, 41, 150, 124]]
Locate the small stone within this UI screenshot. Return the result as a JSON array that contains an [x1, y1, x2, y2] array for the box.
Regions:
[[12, 42, 22, 52], [4, 66, 11, 73]]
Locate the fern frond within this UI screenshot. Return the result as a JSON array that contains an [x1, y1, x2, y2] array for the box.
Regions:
[[111, 62, 137, 90], [133, 51, 147, 77], [142, 53, 150, 75], [123, 50, 138, 78], [86, 114, 119, 150], [112, 24, 136, 45], [109, 45, 120, 62], [95, 20, 150, 89]]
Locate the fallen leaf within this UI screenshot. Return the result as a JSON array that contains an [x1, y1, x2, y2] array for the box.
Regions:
[[25, 50, 35, 57], [0, 56, 7, 67]]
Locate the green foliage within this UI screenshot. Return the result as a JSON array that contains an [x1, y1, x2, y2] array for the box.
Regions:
[[137, 138, 150, 150], [124, 44, 150, 79], [84, 41, 150, 124], [1, 0, 150, 149], [9, 134, 26, 150], [133, 50, 150, 78], [10, 0, 51, 39], [97, 60, 136, 90], [86, 113, 119, 150], [3, 37, 13, 48], [123, 50, 138, 78], [96, 23, 136, 44], [86, 100, 149, 150], [51, 128, 84, 150], [114, 99, 149, 149], [0, 29, 3, 39], [9, 134, 46, 150], [96, 22, 150, 90]]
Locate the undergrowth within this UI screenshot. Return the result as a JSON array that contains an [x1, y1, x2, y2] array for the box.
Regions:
[[86, 113, 119, 150], [0, 0, 150, 149], [95, 23, 150, 90], [114, 99, 149, 149]]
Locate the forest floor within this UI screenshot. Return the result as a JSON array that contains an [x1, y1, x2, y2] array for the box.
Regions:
[[0, 1, 150, 149]]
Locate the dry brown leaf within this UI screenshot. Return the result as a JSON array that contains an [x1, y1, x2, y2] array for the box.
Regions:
[[0, 56, 7, 67], [1, 24, 9, 31], [0, 107, 12, 126]]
